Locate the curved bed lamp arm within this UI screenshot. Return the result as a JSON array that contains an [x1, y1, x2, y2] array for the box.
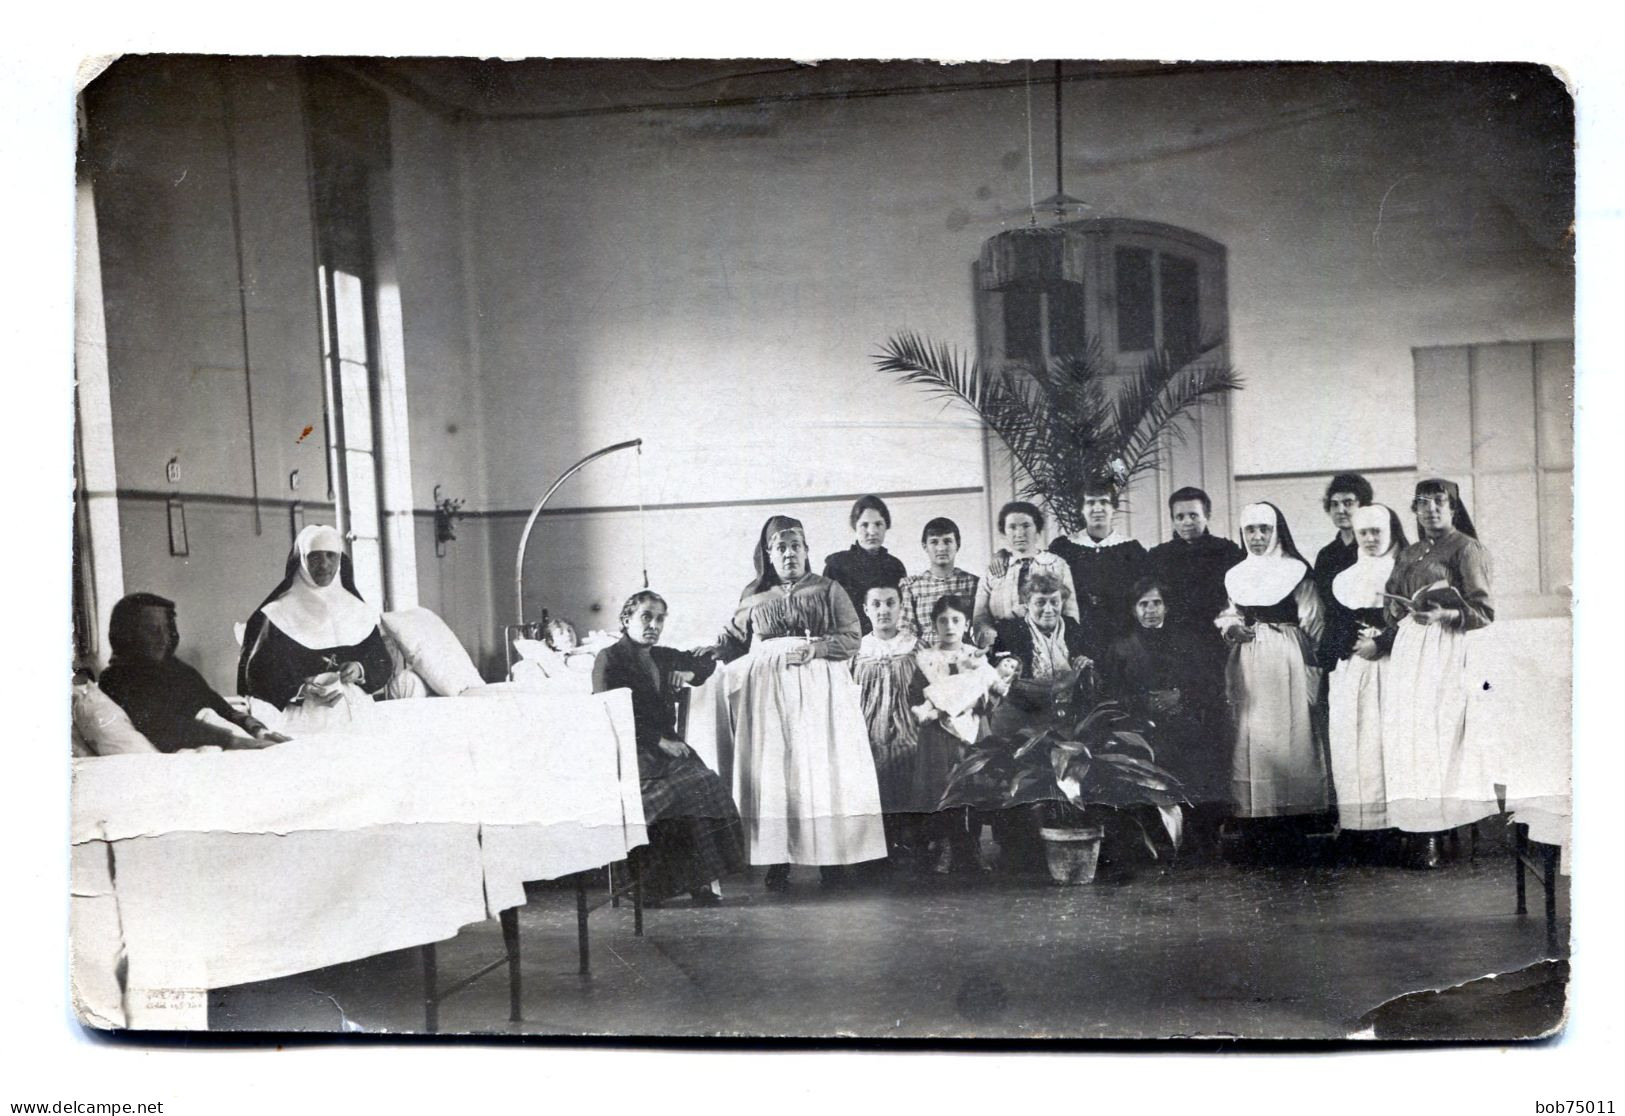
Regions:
[[514, 438, 643, 627]]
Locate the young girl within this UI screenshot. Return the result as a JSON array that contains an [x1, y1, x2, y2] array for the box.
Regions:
[[852, 584, 923, 861], [908, 595, 1019, 873]]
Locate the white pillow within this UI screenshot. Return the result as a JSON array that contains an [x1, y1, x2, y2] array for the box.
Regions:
[[380, 608, 484, 696], [379, 626, 430, 699], [71, 679, 159, 756]]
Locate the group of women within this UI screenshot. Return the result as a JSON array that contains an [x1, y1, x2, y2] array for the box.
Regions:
[[96, 474, 1495, 911]]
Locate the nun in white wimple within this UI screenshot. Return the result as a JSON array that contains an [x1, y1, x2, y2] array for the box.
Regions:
[[1217, 502, 1327, 821], [237, 524, 393, 711], [1326, 505, 1407, 832]]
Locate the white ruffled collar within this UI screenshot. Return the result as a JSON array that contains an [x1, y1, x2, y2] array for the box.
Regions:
[[1066, 529, 1129, 550]]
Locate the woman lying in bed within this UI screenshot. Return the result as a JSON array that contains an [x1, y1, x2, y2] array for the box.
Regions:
[[592, 590, 747, 907]]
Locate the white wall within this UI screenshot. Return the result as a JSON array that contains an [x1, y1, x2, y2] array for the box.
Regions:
[[82, 60, 1573, 684], [454, 63, 1571, 643]]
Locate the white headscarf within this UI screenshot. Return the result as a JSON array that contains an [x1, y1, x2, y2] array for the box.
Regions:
[[260, 524, 381, 649], [1224, 503, 1309, 606], [1333, 504, 1399, 610]]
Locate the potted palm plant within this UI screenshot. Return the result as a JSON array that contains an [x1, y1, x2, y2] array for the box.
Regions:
[[938, 668, 1187, 884], [872, 334, 1240, 530]]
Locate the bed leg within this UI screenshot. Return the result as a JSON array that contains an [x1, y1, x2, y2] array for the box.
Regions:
[[500, 906, 522, 1023], [1543, 843, 1560, 957], [421, 945, 439, 1034], [632, 854, 644, 938], [1514, 823, 1528, 916], [576, 872, 591, 977]]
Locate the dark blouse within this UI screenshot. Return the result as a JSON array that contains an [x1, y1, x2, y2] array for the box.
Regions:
[[1312, 536, 1360, 612], [592, 635, 717, 772], [1102, 625, 1208, 721], [1239, 596, 1304, 626], [1321, 603, 1386, 669], [98, 655, 246, 753], [1381, 529, 1494, 633], [1147, 531, 1246, 636], [822, 544, 908, 635], [990, 615, 1090, 712], [1049, 535, 1148, 656], [238, 617, 393, 710]]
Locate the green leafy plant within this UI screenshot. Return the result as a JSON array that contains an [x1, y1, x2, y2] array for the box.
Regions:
[[938, 669, 1188, 857], [872, 333, 1241, 535]]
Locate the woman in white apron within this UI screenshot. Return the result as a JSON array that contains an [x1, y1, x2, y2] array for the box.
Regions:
[[1325, 504, 1407, 850], [1377, 479, 1495, 869], [1218, 503, 1327, 858], [714, 515, 887, 890]]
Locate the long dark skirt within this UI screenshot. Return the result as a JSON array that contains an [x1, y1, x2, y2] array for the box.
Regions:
[[638, 752, 748, 900]]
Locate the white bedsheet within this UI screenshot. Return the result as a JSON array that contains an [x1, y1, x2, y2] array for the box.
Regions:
[[71, 688, 647, 1029]]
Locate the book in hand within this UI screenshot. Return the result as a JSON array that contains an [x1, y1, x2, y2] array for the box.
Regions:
[[1383, 580, 1470, 614]]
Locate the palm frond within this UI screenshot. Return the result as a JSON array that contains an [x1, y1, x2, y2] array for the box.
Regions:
[[874, 329, 1241, 533]]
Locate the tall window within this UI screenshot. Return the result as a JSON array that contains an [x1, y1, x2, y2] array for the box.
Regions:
[[306, 64, 397, 609], [317, 263, 386, 607]]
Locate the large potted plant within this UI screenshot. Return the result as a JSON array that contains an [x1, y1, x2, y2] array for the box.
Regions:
[[938, 668, 1187, 884]]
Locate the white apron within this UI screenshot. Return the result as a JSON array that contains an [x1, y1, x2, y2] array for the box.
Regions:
[[1328, 656, 1387, 830], [1380, 619, 1495, 832], [726, 638, 887, 865]]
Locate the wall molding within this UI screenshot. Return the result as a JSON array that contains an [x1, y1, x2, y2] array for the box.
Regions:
[[408, 484, 987, 520], [1233, 464, 1417, 484]]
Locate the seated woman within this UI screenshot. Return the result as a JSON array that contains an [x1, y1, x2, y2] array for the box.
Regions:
[[238, 524, 393, 713], [989, 570, 1093, 725], [593, 590, 747, 907], [714, 515, 887, 891], [1102, 578, 1225, 853], [98, 592, 289, 753], [986, 570, 1092, 868]]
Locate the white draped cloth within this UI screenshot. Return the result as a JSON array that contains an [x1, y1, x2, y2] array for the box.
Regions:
[[1223, 503, 1327, 818], [1328, 505, 1397, 830], [71, 689, 644, 1030], [725, 637, 887, 866], [1329, 656, 1387, 829], [1381, 620, 1493, 831]]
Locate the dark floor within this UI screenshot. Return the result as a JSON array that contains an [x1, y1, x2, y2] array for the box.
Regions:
[[209, 843, 1568, 1040]]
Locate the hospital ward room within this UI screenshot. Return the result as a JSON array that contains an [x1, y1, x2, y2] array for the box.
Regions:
[[68, 57, 1574, 1039]]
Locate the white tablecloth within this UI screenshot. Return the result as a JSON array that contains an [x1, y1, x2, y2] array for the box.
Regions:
[[71, 689, 646, 1029]]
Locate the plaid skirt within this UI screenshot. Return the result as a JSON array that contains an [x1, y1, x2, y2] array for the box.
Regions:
[[638, 752, 748, 900]]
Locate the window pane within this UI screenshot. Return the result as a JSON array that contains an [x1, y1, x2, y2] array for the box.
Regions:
[[333, 269, 368, 364], [1160, 253, 1201, 356], [349, 537, 384, 610], [317, 265, 332, 360], [344, 449, 380, 537], [1115, 247, 1155, 351], [339, 360, 374, 452], [1047, 281, 1088, 360], [1002, 289, 1043, 364]]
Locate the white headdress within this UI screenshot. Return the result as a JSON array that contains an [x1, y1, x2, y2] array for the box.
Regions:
[[260, 524, 381, 649], [1332, 504, 1399, 610], [1223, 502, 1309, 606]]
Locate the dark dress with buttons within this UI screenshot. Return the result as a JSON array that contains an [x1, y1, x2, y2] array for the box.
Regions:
[[822, 543, 907, 635], [1049, 535, 1148, 659]]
